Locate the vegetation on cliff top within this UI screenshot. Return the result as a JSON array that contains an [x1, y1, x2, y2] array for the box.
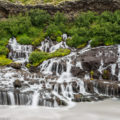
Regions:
[[1, 9, 120, 65], [7, 0, 71, 5]]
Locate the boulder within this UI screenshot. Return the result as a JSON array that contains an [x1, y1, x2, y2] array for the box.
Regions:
[[13, 80, 22, 88], [10, 62, 22, 69]]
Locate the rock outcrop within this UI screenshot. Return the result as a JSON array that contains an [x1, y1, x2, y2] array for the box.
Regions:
[[1, 0, 120, 18]]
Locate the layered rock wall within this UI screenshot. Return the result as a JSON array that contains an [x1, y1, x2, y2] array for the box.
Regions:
[[0, 0, 120, 18]]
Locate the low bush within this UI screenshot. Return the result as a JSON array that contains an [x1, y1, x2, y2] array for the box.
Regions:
[[17, 34, 32, 45], [67, 34, 89, 48], [46, 23, 62, 41], [29, 9, 51, 27], [0, 46, 9, 56], [29, 48, 71, 66], [0, 56, 12, 66]]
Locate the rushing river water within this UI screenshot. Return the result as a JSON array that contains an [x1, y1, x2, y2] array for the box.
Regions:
[[0, 99, 119, 120]]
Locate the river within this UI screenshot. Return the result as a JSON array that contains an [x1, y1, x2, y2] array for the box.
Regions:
[[0, 99, 119, 120]]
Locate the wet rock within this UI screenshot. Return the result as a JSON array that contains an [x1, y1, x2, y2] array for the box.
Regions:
[[9, 62, 22, 69], [72, 81, 80, 93], [71, 67, 85, 78], [51, 62, 57, 74], [56, 98, 67, 106], [82, 61, 100, 72], [29, 66, 39, 72], [92, 71, 101, 79], [73, 94, 83, 102], [84, 80, 94, 93], [13, 80, 22, 88], [101, 69, 118, 81]]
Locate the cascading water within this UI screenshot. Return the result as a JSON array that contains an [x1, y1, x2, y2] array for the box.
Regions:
[[8, 38, 33, 64], [117, 45, 120, 81], [0, 35, 120, 107], [8, 92, 15, 105]]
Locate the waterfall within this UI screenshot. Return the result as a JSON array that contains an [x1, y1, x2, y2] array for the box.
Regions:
[[32, 91, 39, 106], [111, 64, 116, 75], [0, 36, 119, 107], [117, 45, 120, 81], [8, 92, 15, 105], [8, 38, 33, 64]]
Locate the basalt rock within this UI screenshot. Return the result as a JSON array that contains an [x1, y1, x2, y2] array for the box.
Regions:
[[75, 46, 118, 80], [71, 66, 85, 78], [13, 80, 22, 88], [9, 62, 22, 69], [29, 66, 39, 72], [1, 0, 120, 18]]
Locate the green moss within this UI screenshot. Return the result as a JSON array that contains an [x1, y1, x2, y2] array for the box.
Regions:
[[0, 56, 12, 66], [29, 48, 71, 66], [90, 70, 94, 80], [102, 70, 110, 80], [77, 43, 87, 49]]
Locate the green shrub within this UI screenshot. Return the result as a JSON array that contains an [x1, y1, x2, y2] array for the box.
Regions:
[[27, 27, 40, 37], [8, 14, 31, 36], [75, 11, 97, 27], [56, 36, 62, 42], [17, 34, 32, 45], [32, 29, 46, 46], [29, 51, 48, 66], [90, 36, 105, 47], [46, 23, 62, 40], [67, 34, 89, 48], [54, 12, 67, 25], [99, 11, 115, 23], [49, 48, 71, 58], [29, 9, 51, 27], [29, 48, 71, 66], [114, 10, 120, 24], [0, 56, 12, 66], [0, 46, 9, 56], [0, 38, 9, 46]]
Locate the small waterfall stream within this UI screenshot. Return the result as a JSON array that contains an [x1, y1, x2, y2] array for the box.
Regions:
[[0, 36, 120, 107], [8, 38, 33, 64]]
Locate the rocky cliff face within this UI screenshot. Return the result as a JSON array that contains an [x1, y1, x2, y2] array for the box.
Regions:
[[1, 0, 120, 18]]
